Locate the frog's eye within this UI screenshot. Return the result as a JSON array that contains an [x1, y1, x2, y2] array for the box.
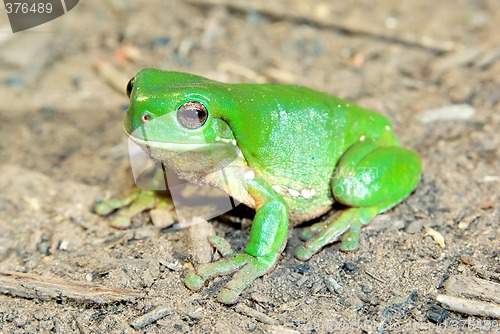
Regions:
[[177, 102, 208, 129], [126, 77, 135, 98]]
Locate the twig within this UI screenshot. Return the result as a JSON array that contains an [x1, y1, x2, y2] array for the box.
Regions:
[[365, 270, 386, 284], [436, 294, 500, 319], [444, 275, 500, 304], [186, 0, 455, 53], [0, 271, 142, 304], [419, 104, 475, 124], [235, 303, 279, 325], [131, 306, 170, 329]]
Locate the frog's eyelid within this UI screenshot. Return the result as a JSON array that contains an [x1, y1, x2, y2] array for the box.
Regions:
[[126, 77, 135, 98]]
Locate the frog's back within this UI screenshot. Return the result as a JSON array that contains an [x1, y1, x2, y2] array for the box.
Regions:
[[224, 83, 395, 222]]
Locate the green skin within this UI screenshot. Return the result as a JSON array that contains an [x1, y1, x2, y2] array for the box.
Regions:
[[96, 68, 421, 304]]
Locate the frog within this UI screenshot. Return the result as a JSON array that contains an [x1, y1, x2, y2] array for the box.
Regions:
[[96, 68, 422, 304]]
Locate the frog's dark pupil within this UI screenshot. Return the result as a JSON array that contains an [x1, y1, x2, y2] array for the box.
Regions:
[[177, 102, 208, 129], [126, 77, 135, 98]]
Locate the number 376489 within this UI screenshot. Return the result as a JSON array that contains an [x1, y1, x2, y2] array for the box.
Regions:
[[5, 2, 53, 14]]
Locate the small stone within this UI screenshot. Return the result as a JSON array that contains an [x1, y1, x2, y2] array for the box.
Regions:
[[37, 236, 51, 256], [428, 304, 448, 324], [291, 263, 313, 275], [405, 219, 425, 234], [325, 277, 342, 294], [340, 262, 357, 272], [362, 284, 373, 293], [150, 209, 175, 229]]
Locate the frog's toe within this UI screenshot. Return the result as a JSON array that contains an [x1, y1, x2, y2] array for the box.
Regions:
[[216, 258, 269, 304], [184, 272, 205, 291], [299, 228, 316, 241], [340, 230, 361, 251], [97, 190, 170, 229], [208, 235, 235, 258], [94, 192, 141, 216], [110, 215, 133, 229], [218, 287, 240, 305], [294, 245, 316, 261], [299, 221, 328, 241], [93, 201, 115, 215], [184, 253, 275, 304], [295, 208, 371, 260]]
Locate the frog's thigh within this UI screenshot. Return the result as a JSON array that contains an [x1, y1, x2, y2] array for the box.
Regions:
[[332, 144, 421, 211], [295, 143, 421, 260]]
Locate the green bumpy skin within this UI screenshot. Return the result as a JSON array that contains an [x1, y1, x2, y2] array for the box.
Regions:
[[119, 68, 422, 304]]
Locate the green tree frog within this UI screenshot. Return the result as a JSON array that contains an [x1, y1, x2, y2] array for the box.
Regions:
[[97, 68, 421, 304]]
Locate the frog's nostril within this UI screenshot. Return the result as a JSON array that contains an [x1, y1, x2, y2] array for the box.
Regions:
[[141, 113, 152, 123]]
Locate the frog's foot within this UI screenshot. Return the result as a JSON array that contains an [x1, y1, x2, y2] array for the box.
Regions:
[[295, 207, 376, 261], [185, 252, 276, 304], [184, 172, 288, 304], [94, 190, 171, 229]]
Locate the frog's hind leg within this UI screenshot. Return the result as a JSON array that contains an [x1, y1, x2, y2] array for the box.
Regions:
[[295, 140, 421, 261]]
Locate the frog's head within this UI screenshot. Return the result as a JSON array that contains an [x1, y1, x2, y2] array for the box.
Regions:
[[124, 69, 239, 173]]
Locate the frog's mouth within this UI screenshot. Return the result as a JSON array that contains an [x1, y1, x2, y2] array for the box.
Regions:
[[126, 131, 236, 151], [126, 131, 240, 173], [128, 133, 211, 152]]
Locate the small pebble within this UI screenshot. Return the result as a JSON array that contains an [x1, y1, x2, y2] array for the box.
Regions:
[[325, 277, 342, 294], [37, 236, 51, 256], [341, 262, 357, 272], [460, 255, 476, 266], [362, 284, 373, 293], [58, 240, 70, 251], [296, 275, 309, 287], [406, 219, 426, 234], [291, 263, 313, 275], [150, 209, 175, 229], [428, 304, 449, 324]]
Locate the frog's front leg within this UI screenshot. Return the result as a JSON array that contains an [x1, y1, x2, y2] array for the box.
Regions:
[[295, 139, 421, 260], [185, 175, 288, 304], [95, 189, 172, 228], [95, 168, 172, 228]]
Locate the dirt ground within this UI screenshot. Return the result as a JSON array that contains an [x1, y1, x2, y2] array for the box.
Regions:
[[0, 0, 499, 333]]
